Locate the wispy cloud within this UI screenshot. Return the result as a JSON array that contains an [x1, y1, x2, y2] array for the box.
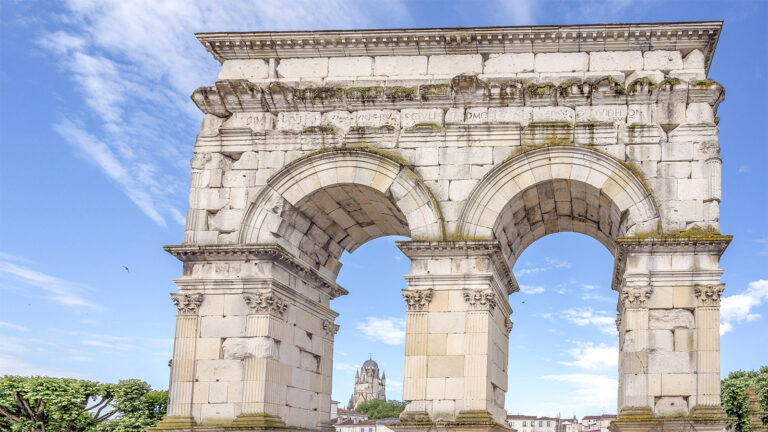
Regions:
[[39, 0, 408, 226], [560, 308, 616, 334], [0, 321, 28, 332], [0, 256, 99, 309], [721, 279, 768, 335], [541, 374, 617, 412], [516, 257, 572, 278], [559, 341, 617, 370], [355, 316, 406, 345], [0, 354, 88, 378], [520, 284, 546, 294]]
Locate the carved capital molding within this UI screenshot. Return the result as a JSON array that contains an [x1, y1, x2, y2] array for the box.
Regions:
[[170, 293, 203, 315], [621, 286, 653, 308], [504, 317, 514, 335], [616, 314, 622, 332], [402, 289, 433, 311], [322, 319, 340, 338], [463, 289, 498, 311], [243, 292, 289, 319], [695, 284, 725, 307]]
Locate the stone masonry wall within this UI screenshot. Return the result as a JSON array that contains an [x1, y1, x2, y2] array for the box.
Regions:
[[189, 48, 723, 254]]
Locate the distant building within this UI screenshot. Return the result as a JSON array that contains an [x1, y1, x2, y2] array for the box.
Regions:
[[333, 418, 398, 432], [507, 415, 561, 432], [348, 356, 386, 410], [581, 415, 616, 432], [559, 416, 583, 432]]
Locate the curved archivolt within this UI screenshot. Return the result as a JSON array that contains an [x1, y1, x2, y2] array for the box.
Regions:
[[239, 148, 443, 277], [458, 146, 659, 265]]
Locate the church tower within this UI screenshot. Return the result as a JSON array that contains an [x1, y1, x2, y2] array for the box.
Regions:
[[347, 356, 386, 410]]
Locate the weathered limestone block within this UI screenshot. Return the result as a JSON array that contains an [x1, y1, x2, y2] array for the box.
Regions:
[[374, 55, 428, 76], [590, 51, 643, 72], [644, 50, 683, 71], [277, 112, 321, 131], [484, 53, 535, 73], [222, 337, 279, 360], [328, 56, 372, 77], [683, 49, 706, 70], [277, 57, 328, 79], [428, 54, 483, 76], [534, 52, 589, 72], [219, 60, 269, 80]]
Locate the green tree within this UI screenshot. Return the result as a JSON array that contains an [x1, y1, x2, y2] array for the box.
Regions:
[[355, 399, 407, 419], [96, 380, 167, 432], [722, 366, 768, 432], [0, 377, 166, 432]]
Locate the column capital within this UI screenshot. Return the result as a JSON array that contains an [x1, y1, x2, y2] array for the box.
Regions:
[[463, 288, 498, 312], [402, 288, 433, 311], [620, 286, 653, 309], [322, 319, 340, 338], [695, 284, 725, 307], [170, 293, 203, 314], [396, 240, 519, 294], [504, 317, 514, 334], [243, 291, 289, 319]]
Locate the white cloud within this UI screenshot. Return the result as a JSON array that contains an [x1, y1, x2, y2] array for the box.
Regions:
[[355, 317, 406, 345], [0, 354, 88, 378], [520, 284, 545, 294], [334, 362, 359, 373], [738, 165, 751, 173], [560, 308, 616, 334], [581, 284, 599, 291], [0, 257, 99, 309], [541, 374, 617, 412], [0, 321, 28, 332], [580, 293, 614, 303], [721, 279, 768, 335], [494, 0, 536, 25], [40, 0, 408, 226], [516, 257, 572, 278], [559, 342, 617, 370]]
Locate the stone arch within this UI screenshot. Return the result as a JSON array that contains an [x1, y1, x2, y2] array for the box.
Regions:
[[239, 148, 444, 277], [458, 146, 660, 266]]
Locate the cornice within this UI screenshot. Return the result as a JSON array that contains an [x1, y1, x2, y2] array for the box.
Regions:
[[164, 244, 348, 298], [397, 241, 519, 294], [611, 235, 731, 291], [196, 21, 722, 72]]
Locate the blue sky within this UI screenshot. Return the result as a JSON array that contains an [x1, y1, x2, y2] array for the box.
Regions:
[[1, 0, 767, 418]]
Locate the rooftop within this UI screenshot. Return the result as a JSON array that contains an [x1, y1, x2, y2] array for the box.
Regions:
[[196, 21, 722, 71]]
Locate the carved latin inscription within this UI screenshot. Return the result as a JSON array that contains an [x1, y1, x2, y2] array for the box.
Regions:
[[170, 293, 203, 314], [402, 289, 433, 311]]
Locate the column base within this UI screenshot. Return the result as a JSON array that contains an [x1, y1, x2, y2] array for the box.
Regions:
[[392, 411, 512, 432], [609, 407, 733, 432], [148, 413, 318, 432]]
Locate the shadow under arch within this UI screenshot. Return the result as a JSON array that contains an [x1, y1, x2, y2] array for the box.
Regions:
[[239, 147, 444, 279], [457, 146, 660, 269]]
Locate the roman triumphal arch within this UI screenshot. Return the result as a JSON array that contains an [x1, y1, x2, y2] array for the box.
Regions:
[[153, 22, 732, 432]]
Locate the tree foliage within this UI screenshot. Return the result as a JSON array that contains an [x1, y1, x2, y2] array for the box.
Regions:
[[722, 366, 768, 432], [0, 376, 166, 432], [355, 399, 406, 419]]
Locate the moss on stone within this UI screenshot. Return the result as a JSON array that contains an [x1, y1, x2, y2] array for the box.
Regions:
[[591, 75, 626, 95], [409, 122, 445, 132], [526, 82, 556, 96], [627, 77, 657, 95], [419, 83, 451, 97], [659, 77, 682, 89], [558, 79, 587, 97], [384, 86, 417, 100]]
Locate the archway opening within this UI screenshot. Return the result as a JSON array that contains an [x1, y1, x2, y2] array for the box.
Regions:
[[506, 232, 618, 419], [331, 236, 410, 412]]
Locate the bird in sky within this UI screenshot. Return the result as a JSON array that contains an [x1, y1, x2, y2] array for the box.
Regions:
[[122, 266, 130, 272]]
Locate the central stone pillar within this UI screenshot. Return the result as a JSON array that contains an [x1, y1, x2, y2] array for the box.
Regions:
[[611, 236, 732, 432], [395, 241, 515, 432]]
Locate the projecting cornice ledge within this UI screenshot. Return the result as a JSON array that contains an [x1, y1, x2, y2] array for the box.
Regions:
[[196, 21, 722, 71]]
